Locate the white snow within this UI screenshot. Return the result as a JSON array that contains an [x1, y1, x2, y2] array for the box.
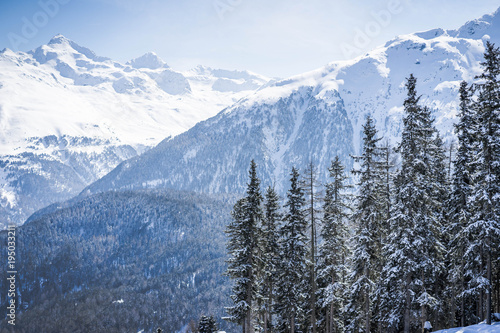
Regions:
[[127, 52, 168, 70], [435, 322, 500, 333], [218, 15, 498, 154], [0, 35, 270, 155]]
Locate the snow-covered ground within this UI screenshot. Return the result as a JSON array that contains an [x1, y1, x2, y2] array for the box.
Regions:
[[436, 322, 500, 332]]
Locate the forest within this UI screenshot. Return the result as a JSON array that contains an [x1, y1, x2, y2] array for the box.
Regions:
[[224, 42, 500, 333], [0, 190, 238, 332]]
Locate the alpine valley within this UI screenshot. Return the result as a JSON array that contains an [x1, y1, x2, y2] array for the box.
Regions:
[[2, 6, 500, 333]]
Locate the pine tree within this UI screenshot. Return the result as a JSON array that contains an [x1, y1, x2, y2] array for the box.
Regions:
[[447, 81, 475, 327], [378, 75, 444, 332], [345, 115, 384, 333], [275, 167, 308, 333], [317, 156, 351, 333], [225, 160, 263, 333], [226, 198, 250, 328], [259, 186, 282, 333], [373, 139, 396, 333], [428, 131, 449, 328], [467, 41, 500, 325], [301, 161, 322, 333], [199, 315, 218, 333], [378, 140, 396, 240]]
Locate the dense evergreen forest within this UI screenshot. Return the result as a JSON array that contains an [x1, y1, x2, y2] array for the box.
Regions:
[[225, 42, 500, 333], [0, 190, 237, 333]]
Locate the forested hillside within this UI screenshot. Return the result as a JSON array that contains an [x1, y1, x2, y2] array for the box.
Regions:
[[0, 190, 236, 332]]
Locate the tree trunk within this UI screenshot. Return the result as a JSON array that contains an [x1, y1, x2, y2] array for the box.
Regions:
[[486, 236, 492, 325], [451, 281, 456, 328], [480, 246, 484, 323], [421, 271, 427, 333], [461, 255, 465, 327], [329, 301, 333, 333], [366, 267, 371, 333], [421, 304, 427, 333], [263, 309, 268, 333], [404, 275, 411, 333], [495, 265, 500, 313], [329, 273, 335, 333]]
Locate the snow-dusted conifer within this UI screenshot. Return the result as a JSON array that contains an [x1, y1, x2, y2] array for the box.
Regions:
[[275, 167, 308, 333], [199, 315, 218, 333], [317, 156, 351, 333], [225, 160, 263, 333], [259, 186, 282, 333], [447, 81, 475, 327], [301, 161, 322, 333], [467, 41, 500, 325], [378, 75, 444, 333], [346, 115, 384, 333]]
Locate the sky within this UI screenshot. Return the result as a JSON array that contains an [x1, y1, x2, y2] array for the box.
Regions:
[[0, 0, 499, 78]]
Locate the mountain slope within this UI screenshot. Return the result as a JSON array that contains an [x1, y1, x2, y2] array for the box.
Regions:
[[0, 35, 270, 227], [84, 86, 353, 196], [84, 8, 500, 197], [0, 190, 236, 332]]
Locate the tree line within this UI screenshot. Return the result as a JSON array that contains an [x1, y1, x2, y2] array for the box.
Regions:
[[224, 42, 500, 333]]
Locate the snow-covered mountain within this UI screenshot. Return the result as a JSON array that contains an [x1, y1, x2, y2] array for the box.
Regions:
[[84, 7, 500, 198], [84, 87, 353, 196], [0, 35, 270, 227]]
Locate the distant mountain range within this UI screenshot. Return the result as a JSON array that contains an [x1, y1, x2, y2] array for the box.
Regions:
[[2, 8, 500, 228], [85, 7, 500, 198], [0, 35, 270, 227]]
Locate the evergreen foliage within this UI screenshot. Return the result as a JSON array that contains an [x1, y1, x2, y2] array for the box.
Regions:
[[199, 315, 218, 333], [275, 167, 309, 333], [346, 115, 384, 333], [225, 160, 263, 332], [317, 156, 351, 333]]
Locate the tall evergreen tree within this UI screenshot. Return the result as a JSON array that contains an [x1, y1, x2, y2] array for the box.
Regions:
[[346, 115, 384, 333], [317, 156, 351, 333], [259, 186, 282, 333], [302, 161, 322, 333], [447, 81, 476, 327], [378, 75, 444, 332], [373, 140, 396, 333], [275, 167, 308, 333], [429, 131, 449, 328], [225, 160, 263, 333], [467, 41, 500, 325]]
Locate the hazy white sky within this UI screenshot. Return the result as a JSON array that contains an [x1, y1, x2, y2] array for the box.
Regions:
[[1, 0, 499, 77]]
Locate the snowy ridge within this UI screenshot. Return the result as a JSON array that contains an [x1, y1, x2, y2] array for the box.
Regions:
[[0, 35, 270, 153], [126, 51, 168, 69], [229, 27, 492, 153], [84, 86, 353, 196], [0, 35, 270, 226], [83, 6, 500, 199]]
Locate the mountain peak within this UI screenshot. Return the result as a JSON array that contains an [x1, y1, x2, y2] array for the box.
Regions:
[[450, 6, 500, 41], [34, 34, 110, 63], [48, 34, 71, 45], [127, 52, 168, 70]]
